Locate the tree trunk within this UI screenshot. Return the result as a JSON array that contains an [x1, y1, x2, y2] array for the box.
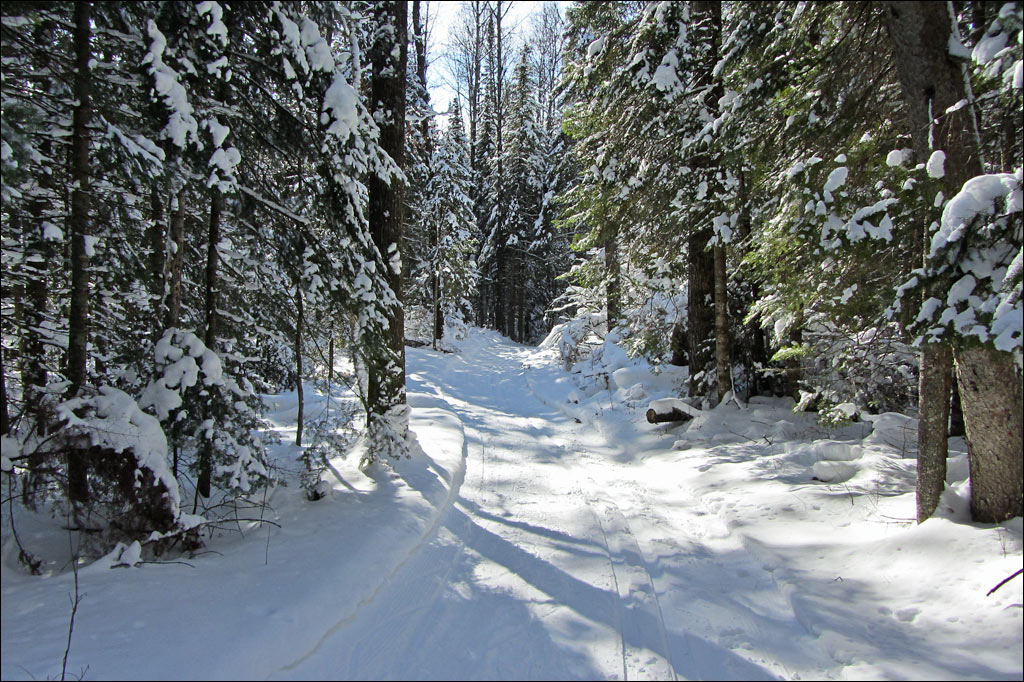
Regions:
[[495, 252, 506, 335], [917, 345, 953, 522], [785, 318, 803, 400], [955, 347, 1023, 522], [948, 381, 965, 437], [883, 1, 1021, 523], [604, 217, 621, 332], [295, 284, 304, 448], [197, 187, 223, 500], [165, 187, 186, 329], [713, 244, 731, 402], [65, 1, 92, 401], [148, 186, 167, 333], [687, 228, 715, 397], [432, 246, 443, 347], [669, 321, 688, 367], [328, 336, 334, 385], [694, 0, 731, 403], [0, 345, 9, 436], [65, 1, 93, 505], [365, 1, 408, 446]]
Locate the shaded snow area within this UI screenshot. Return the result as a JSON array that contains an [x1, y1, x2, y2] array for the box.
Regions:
[[3, 329, 1022, 680]]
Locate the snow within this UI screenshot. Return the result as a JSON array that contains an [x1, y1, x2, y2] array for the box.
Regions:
[[651, 49, 681, 94], [82, 234, 99, 257], [931, 171, 1019, 256], [947, 274, 977, 306], [948, 33, 972, 60], [823, 166, 848, 198], [322, 75, 358, 143], [927, 150, 946, 179], [972, 31, 1009, 64], [55, 386, 181, 515], [41, 221, 62, 241], [885, 149, 905, 167], [196, 1, 228, 47], [143, 20, 199, 149], [2, 330, 1021, 680]]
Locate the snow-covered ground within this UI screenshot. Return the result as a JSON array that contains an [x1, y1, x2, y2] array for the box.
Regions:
[[2, 329, 1022, 680]]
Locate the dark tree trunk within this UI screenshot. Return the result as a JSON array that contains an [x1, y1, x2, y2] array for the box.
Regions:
[[785, 318, 803, 400], [414, 0, 442, 349], [687, 228, 715, 397], [65, 1, 92, 401], [366, 0, 408, 437], [295, 284, 304, 448], [197, 187, 223, 500], [148, 186, 167, 333], [24, 195, 51, 426], [165, 187, 186, 329], [692, 0, 731, 403], [328, 336, 335, 384], [0, 346, 9, 436], [495, 252, 507, 335], [669, 322, 688, 367], [604, 217, 621, 331], [948, 381, 965, 437], [65, 1, 93, 505], [713, 245, 731, 401], [20, 18, 54, 427], [432, 251, 442, 348]]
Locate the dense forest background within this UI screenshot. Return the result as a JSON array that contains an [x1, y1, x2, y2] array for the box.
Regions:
[[1, 0, 1020, 563]]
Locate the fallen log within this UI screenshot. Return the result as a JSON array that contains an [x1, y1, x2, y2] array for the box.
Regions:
[[646, 397, 701, 424], [646, 407, 692, 424]]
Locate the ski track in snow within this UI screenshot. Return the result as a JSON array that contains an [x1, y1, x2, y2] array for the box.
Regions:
[[275, 336, 823, 681]]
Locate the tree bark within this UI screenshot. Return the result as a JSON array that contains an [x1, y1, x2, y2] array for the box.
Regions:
[[687, 228, 715, 397], [917, 345, 953, 522], [604, 216, 621, 331], [165, 187, 186, 329], [197, 187, 223, 499], [0, 345, 9, 436], [785, 317, 803, 400], [713, 244, 731, 402], [948, 381, 965, 437], [956, 348, 1023, 522], [65, 1, 93, 505], [365, 1, 408, 442], [295, 284, 304, 448], [884, 1, 1021, 523], [148, 186, 167, 333], [65, 1, 92, 401], [694, 0, 731, 404]]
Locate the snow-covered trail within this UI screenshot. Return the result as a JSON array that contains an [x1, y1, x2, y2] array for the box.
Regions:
[[276, 334, 824, 681], [4, 331, 1019, 681]]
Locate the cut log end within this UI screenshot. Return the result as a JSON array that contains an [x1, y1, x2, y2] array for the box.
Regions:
[[646, 407, 693, 424]]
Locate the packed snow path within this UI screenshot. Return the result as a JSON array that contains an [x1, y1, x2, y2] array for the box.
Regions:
[[277, 336, 828, 681], [3, 331, 1020, 681]]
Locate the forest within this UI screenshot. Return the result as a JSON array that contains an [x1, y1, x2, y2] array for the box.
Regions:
[[0, 1, 1022, 679]]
